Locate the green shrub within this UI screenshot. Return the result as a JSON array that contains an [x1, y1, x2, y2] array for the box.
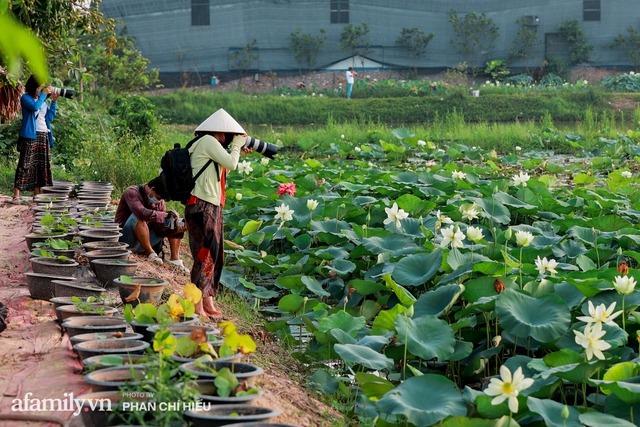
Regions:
[[108, 95, 158, 138], [544, 56, 570, 81], [601, 72, 640, 92], [506, 74, 533, 86], [540, 73, 564, 86]]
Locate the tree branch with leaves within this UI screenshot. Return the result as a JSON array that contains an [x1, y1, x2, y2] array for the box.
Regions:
[[291, 27, 326, 78], [339, 22, 373, 70], [396, 28, 435, 79], [448, 9, 499, 76]]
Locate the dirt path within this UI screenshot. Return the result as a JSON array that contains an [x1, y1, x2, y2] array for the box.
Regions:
[[0, 194, 340, 426]]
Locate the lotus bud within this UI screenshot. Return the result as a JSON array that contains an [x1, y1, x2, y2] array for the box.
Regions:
[[494, 279, 506, 293], [618, 261, 629, 275], [618, 247, 623, 256], [303, 296, 309, 304], [636, 330, 640, 342], [406, 305, 414, 317], [561, 405, 570, 420], [504, 227, 512, 240], [492, 336, 502, 347]]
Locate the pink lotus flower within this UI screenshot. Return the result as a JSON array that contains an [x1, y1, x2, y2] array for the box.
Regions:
[[277, 182, 297, 197]]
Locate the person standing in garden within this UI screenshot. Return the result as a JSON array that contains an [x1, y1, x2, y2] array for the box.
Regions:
[[13, 75, 57, 204], [184, 108, 251, 319], [346, 67, 357, 99], [114, 176, 190, 273]]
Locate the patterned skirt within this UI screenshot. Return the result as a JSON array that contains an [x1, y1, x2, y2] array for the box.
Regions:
[[184, 198, 224, 298], [14, 132, 53, 191]]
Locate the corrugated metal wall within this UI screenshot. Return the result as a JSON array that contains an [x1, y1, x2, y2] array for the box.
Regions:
[[99, 0, 640, 74]]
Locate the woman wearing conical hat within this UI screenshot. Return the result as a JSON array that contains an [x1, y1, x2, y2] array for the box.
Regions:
[[184, 108, 251, 319]]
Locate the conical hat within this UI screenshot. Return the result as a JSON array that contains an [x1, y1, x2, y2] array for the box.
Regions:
[[195, 108, 246, 133]]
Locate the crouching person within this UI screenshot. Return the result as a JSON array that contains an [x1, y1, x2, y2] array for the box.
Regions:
[[115, 176, 189, 273]]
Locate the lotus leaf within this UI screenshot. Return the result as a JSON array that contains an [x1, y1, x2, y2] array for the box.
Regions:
[[395, 315, 455, 361], [496, 289, 571, 342], [527, 397, 582, 427], [413, 284, 464, 318], [333, 344, 394, 370], [376, 374, 466, 427]]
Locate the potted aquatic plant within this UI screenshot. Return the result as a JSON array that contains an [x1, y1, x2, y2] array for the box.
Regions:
[[123, 283, 202, 341]]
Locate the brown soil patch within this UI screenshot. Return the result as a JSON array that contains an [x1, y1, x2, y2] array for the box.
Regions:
[[0, 194, 340, 426]]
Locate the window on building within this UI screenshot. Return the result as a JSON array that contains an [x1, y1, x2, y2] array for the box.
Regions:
[[331, 0, 349, 24], [583, 0, 600, 21], [192, 0, 210, 26]]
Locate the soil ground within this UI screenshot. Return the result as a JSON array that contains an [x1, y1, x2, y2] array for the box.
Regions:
[[0, 194, 340, 426]]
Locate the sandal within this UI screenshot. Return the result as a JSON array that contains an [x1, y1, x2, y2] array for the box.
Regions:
[[203, 306, 223, 318], [11, 196, 20, 205]]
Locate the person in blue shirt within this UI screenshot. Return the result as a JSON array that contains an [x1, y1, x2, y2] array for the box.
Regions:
[[13, 75, 58, 204]]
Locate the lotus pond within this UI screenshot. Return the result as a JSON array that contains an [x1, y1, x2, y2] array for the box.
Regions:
[[217, 129, 640, 427]]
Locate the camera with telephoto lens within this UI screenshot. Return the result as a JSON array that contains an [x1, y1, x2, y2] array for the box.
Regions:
[[165, 211, 185, 230], [49, 86, 74, 99], [224, 133, 278, 158]]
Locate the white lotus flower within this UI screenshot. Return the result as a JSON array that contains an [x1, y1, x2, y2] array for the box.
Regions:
[[441, 225, 465, 249], [306, 199, 319, 211], [274, 203, 294, 223], [534, 256, 558, 276], [512, 172, 531, 187], [484, 366, 534, 413], [515, 230, 534, 247], [260, 158, 270, 166], [515, 146, 522, 151], [466, 226, 484, 243], [460, 204, 480, 221], [574, 323, 611, 360], [237, 160, 253, 175], [417, 140, 427, 146], [341, 134, 345, 139], [383, 203, 409, 228], [235, 193, 243, 201], [434, 210, 453, 225], [452, 170, 467, 180], [576, 301, 622, 327], [621, 171, 632, 178], [354, 146, 362, 152], [613, 275, 637, 295]]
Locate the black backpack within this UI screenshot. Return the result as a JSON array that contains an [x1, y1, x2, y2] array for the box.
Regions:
[[160, 135, 218, 203]]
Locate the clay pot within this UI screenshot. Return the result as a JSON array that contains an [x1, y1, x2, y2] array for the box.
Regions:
[[191, 380, 263, 406], [85, 250, 131, 273], [62, 316, 128, 338], [91, 259, 139, 288], [76, 391, 153, 427], [78, 229, 122, 243], [56, 304, 117, 321], [70, 332, 144, 346], [179, 361, 264, 387], [50, 296, 105, 322], [73, 338, 150, 361], [171, 352, 240, 365], [184, 405, 280, 427], [83, 365, 146, 392], [115, 276, 168, 307], [24, 233, 72, 251], [131, 315, 199, 342], [41, 186, 73, 196], [52, 279, 105, 298], [30, 247, 76, 258], [82, 241, 128, 252], [33, 194, 69, 203], [25, 272, 76, 300], [30, 257, 78, 276], [82, 353, 149, 371], [146, 324, 221, 339]]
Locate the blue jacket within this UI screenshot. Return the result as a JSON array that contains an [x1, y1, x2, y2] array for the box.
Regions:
[[19, 93, 57, 147]]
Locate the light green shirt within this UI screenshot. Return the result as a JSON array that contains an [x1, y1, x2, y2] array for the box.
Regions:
[[188, 134, 244, 205]]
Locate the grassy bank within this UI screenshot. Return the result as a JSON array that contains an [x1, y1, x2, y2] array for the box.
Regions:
[[148, 88, 638, 126]]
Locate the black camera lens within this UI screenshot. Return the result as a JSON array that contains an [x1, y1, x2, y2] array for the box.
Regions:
[[243, 136, 278, 158], [49, 86, 74, 99]]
